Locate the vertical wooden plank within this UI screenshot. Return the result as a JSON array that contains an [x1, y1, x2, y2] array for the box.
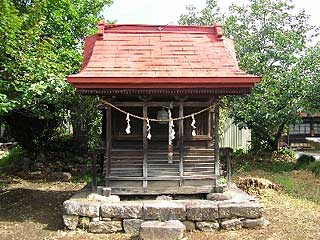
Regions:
[[143, 102, 148, 188], [208, 108, 212, 139], [179, 101, 184, 187], [214, 101, 220, 178], [102, 109, 106, 145], [91, 152, 97, 193], [101, 109, 106, 174], [105, 106, 112, 187], [208, 98, 215, 140]]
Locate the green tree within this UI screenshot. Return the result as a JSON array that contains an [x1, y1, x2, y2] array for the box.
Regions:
[[298, 45, 320, 113], [179, 0, 319, 151], [0, 0, 112, 154], [225, 0, 318, 151], [179, 0, 221, 25]]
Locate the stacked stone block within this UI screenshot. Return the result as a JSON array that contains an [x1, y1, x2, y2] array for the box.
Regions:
[[63, 196, 270, 239]]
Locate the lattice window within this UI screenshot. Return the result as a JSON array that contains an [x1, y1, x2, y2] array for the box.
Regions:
[[289, 123, 310, 135]]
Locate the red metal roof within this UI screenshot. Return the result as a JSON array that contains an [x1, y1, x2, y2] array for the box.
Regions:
[[67, 21, 260, 91]]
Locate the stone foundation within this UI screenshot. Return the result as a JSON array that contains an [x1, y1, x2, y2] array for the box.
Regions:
[[62, 185, 270, 238]]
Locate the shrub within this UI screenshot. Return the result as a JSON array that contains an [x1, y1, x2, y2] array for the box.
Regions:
[[296, 154, 316, 167], [0, 145, 24, 167], [231, 148, 246, 157], [271, 148, 296, 162], [304, 161, 320, 175]]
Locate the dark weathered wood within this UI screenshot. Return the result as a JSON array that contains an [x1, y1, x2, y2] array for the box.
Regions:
[[100, 95, 218, 193], [207, 97, 215, 140], [80, 88, 251, 96], [106, 175, 217, 180], [105, 106, 112, 187], [91, 152, 97, 193], [104, 101, 212, 107], [110, 147, 143, 178], [179, 100, 184, 187], [110, 185, 216, 195], [101, 109, 106, 145], [111, 103, 211, 140], [113, 135, 211, 141], [109, 146, 216, 182], [208, 108, 212, 139], [143, 102, 148, 188], [213, 102, 220, 178]]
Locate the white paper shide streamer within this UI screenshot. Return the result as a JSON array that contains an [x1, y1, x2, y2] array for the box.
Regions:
[[168, 108, 175, 145], [146, 118, 152, 139], [125, 113, 131, 134], [191, 114, 196, 136], [168, 107, 175, 163], [115, 100, 208, 162]]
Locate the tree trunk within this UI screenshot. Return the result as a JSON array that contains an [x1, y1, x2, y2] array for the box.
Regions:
[[270, 122, 286, 151]]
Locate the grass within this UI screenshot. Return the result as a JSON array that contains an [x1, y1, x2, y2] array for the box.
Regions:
[[302, 161, 320, 175], [225, 152, 320, 239], [235, 159, 296, 173], [0, 149, 319, 239], [232, 151, 320, 204], [0, 146, 24, 168], [71, 172, 104, 185], [236, 169, 320, 204]]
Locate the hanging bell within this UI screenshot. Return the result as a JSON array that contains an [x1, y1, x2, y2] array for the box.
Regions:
[[157, 107, 169, 124]]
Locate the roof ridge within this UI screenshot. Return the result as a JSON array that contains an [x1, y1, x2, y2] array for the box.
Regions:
[[97, 20, 223, 37]]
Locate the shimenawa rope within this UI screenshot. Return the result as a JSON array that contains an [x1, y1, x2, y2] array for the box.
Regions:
[[99, 99, 213, 122]]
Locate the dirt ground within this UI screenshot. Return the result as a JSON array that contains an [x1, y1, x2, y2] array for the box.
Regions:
[[0, 175, 319, 240]]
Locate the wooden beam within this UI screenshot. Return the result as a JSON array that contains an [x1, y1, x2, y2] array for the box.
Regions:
[[105, 106, 112, 187], [179, 100, 184, 187], [102, 101, 211, 107], [143, 102, 148, 188], [110, 185, 216, 195], [113, 135, 211, 141], [213, 101, 220, 178], [105, 175, 218, 181]]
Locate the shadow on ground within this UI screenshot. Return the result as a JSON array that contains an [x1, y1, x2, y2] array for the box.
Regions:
[[0, 188, 77, 231]]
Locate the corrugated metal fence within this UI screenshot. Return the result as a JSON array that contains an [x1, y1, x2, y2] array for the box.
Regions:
[[220, 118, 251, 152]]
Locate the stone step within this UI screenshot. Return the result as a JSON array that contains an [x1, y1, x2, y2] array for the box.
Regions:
[[140, 220, 186, 240]]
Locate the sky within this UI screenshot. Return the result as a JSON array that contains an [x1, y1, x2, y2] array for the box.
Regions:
[[104, 0, 320, 26]]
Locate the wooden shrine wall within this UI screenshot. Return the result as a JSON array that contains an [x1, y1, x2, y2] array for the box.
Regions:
[[102, 100, 219, 195], [111, 107, 210, 142]]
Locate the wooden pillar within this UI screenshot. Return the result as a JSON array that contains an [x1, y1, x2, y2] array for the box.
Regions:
[[208, 97, 215, 143], [91, 152, 97, 193], [143, 102, 148, 188], [105, 106, 112, 187], [179, 100, 184, 187], [102, 109, 106, 145], [100, 109, 106, 173], [213, 101, 220, 178]]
